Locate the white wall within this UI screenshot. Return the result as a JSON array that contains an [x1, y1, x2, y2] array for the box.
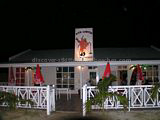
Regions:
[[41, 66, 56, 85], [25, 69, 32, 86], [11, 64, 160, 89], [16, 65, 133, 87], [74, 66, 89, 93], [127, 65, 132, 85]]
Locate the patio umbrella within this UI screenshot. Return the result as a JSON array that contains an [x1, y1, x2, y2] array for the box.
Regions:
[[136, 64, 144, 85], [130, 64, 144, 85], [8, 66, 15, 85], [34, 64, 44, 86], [102, 62, 111, 80]]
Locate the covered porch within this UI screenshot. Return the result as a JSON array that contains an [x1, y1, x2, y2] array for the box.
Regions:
[[0, 60, 160, 95], [1, 60, 160, 116]]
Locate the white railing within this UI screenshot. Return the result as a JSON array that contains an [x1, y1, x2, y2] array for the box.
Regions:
[[82, 84, 160, 116], [0, 85, 55, 115], [55, 88, 72, 100]]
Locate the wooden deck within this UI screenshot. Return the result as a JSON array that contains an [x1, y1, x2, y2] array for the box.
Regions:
[[55, 94, 82, 112]]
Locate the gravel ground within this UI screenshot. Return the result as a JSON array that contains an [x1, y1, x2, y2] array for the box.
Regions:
[[1, 109, 160, 120]]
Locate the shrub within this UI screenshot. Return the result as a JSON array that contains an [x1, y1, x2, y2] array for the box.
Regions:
[[0, 91, 33, 110], [86, 75, 128, 113]]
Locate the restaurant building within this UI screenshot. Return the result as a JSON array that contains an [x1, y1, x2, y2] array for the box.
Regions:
[[0, 28, 160, 94]]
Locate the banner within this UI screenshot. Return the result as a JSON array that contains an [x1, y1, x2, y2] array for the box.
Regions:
[[74, 28, 93, 61]]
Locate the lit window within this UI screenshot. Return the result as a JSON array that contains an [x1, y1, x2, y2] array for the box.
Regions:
[[56, 67, 74, 90]]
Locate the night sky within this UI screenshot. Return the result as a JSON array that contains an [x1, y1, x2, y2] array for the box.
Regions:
[[0, 0, 160, 62]]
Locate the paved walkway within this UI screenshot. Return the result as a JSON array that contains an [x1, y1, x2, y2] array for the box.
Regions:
[[55, 94, 82, 112], [2, 109, 160, 120]]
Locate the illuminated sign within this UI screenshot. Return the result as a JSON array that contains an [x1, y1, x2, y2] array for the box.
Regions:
[[74, 28, 93, 61]]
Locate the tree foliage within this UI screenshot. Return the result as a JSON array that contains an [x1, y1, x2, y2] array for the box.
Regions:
[[151, 83, 160, 100]]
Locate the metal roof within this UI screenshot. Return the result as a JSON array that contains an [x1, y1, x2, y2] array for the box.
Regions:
[[9, 47, 160, 63]]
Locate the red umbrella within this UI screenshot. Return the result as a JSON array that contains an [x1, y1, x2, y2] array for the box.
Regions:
[[130, 64, 144, 85], [34, 64, 44, 85], [8, 66, 15, 85], [137, 64, 144, 84], [102, 62, 111, 80]]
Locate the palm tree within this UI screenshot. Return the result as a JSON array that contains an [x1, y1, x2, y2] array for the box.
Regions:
[[86, 74, 128, 113]]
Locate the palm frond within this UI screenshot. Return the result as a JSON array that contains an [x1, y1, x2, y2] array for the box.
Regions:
[[86, 74, 128, 113]]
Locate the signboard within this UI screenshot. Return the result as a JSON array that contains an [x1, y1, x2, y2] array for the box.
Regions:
[[74, 28, 93, 61]]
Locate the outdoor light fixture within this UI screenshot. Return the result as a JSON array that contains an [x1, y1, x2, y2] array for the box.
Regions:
[[78, 66, 84, 70]]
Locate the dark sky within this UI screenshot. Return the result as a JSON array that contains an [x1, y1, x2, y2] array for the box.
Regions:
[[0, 0, 160, 62]]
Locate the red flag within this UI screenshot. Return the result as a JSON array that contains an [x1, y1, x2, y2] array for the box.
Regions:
[[8, 66, 15, 85], [102, 62, 111, 80], [34, 64, 44, 85]]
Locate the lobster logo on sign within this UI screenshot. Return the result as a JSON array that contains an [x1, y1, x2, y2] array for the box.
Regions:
[[76, 35, 92, 57]]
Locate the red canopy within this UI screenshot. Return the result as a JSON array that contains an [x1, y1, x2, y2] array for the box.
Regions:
[[102, 62, 111, 80], [8, 67, 15, 85], [34, 64, 44, 85]]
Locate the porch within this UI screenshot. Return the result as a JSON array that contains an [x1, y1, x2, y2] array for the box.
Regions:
[[1, 84, 160, 116], [0, 61, 160, 92], [0, 61, 160, 104]]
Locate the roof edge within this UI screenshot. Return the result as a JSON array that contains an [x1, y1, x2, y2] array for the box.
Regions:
[[9, 49, 32, 62], [150, 45, 160, 52]]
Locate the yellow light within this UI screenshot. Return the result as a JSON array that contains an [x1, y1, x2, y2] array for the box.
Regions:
[[78, 66, 81, 69], [78, 66, 84, 69]]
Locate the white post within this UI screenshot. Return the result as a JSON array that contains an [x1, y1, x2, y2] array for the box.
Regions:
[[52, 85, 55, 111], [47, 85, 50, 115], [128, 87, 131, 111], [80, 66, 83, 99], [96, 71, 100, 85], [82, 84, 87, 116]]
